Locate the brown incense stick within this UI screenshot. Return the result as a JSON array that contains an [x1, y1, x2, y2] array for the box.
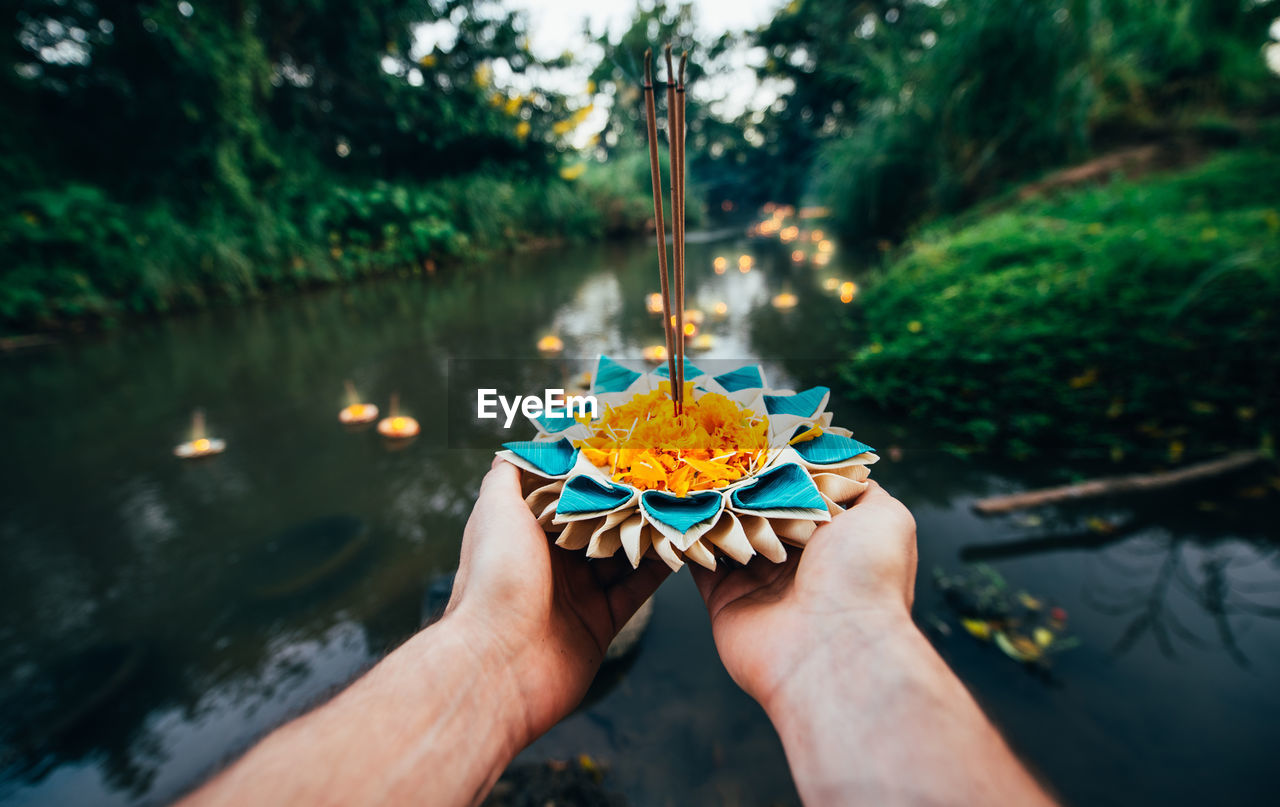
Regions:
[[665, 46, 684, 412], [642, 49, 679, 394], [676, 51, 689, 411]]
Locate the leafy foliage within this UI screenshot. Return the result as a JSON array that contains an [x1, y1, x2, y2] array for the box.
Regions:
[[835, 150, 1280, 460], [753, 0, 1280, 240], [0, 0, 647, 329]]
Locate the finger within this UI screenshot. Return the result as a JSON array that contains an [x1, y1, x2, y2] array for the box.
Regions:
[[829, 480, 915, 533], [849, 479, 893, 507], [476, 458, 522, 505], [689, 563, 718, 603], [607, 557, 670, 625], [590, 554, 638, 590]]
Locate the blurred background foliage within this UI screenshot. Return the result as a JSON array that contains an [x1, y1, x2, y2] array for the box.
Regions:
[[2, 0, 652, 325], [754, 0, 1280, 239]]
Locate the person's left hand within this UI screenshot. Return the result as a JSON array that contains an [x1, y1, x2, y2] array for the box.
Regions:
[[443, 457, 669, 748]]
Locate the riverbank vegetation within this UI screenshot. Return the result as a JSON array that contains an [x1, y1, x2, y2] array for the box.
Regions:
[[736, 0, 1280, 462], [1, 0, 666, 329], [835, 149, 1280, 462], [750, 0, 1280, 239]]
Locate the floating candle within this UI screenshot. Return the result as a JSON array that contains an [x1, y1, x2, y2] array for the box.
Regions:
[[378, 393, 420, 439], [174, 409, 225, 459], [339, 382, 379, 424]]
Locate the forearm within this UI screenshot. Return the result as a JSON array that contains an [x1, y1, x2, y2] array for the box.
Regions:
[[763, 615, 1056, 806], [183, 618, 526, 807]]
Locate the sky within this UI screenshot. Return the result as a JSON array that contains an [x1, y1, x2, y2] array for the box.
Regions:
[[412, 0, 789, 146]]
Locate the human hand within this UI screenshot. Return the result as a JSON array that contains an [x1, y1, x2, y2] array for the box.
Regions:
[[442, 458, 670, 749], [689, 481, 917, 710]]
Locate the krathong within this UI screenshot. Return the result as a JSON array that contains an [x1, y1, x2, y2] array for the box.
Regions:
[[494, 46, 877, 571], [174, 409, 225, 459], [497, 356, 878, 571], [377, 393, 420, 439], [339, 380, 379, 425]]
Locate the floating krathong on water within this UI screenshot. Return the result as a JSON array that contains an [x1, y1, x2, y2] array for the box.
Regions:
[[339, 380, 379, 425], [377, 393, 420, 439], [174, 409, 225, 459], [494, 46, 878, 572]]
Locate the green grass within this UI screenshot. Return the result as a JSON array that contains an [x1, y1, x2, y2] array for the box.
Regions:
[[836, 149, 1280, 462]]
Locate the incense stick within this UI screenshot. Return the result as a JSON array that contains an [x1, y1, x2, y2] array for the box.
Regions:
[[642, 49, 679, 395], [677, 51, 689, 411], [665, 46, 684, 412]]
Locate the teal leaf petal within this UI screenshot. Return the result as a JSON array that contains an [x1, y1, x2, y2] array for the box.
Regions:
[[502, 437, 578, 476], [763, 386, 829, 418], [713, 364, 764, 392], [791, 430, 874, 465], [557, 475, 633, 515], [640, 489, 723, 532], [731, 463, 826, 511], [594, 355, 641, 393]]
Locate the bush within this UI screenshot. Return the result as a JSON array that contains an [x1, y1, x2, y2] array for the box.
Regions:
[[0, 166, 653, 330], [807, 0, 1280, 242], [836, 150, 1280, 461]]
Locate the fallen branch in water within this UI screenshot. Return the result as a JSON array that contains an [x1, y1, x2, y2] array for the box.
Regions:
[[972, 450, 1267, 514]]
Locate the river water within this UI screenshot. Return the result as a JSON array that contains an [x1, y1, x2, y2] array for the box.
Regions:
[[1, 234, 1277, 806]]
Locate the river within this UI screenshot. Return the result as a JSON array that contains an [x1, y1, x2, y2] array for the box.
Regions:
[[1, 233, 1277, 806]]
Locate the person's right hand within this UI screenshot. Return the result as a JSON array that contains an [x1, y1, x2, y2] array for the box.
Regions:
[[689, 481, 918, 710]]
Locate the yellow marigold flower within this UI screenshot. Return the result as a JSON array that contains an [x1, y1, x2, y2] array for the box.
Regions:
[[573, 385, 769, 496], [474, 62, 492, 87], [418, 53, 436, 68], [515, 120, 530, 140], [504, 95, 522, 116], [907, 320, 923, 333]]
